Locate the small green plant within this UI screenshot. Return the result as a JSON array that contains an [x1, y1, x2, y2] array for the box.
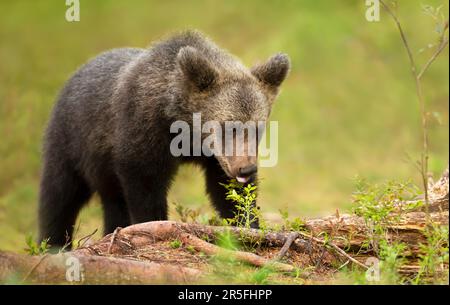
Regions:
[[169, 239, 182, 249], [216, 231, 239, 251], [349, 177, 449, 284], [173, 202, 200, 223], [198, 212, 227, 226], [378, 239, 408, 284], [219, 180, 265, 251], [350, 178, 422, 282], [353, 178, 422, 221], [24, 234, 50, 255], [352, 178, 422, 253], [220, 179, 259, 229], [250, 266, 274, 284], [186, 245, 196, 254], [414, 224, 449, 284], [336, 240, 408, 285], [279, 208, 306, 232]]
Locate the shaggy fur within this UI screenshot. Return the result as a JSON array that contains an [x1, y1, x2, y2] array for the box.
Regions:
[[39, 31, 290, 247]]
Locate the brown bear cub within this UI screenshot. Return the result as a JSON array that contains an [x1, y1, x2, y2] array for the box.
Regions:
[[39, 31, 290, 247]]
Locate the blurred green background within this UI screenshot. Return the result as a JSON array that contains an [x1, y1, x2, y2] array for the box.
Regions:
[[0, 0, 448, 251]]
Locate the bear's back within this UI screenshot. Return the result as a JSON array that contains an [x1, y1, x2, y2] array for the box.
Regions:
[[46, 48, 144, 162], [147, 31, 245, 74]]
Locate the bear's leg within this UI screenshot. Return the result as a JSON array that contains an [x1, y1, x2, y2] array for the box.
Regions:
[[117, 163, 176, 224], [38, 161, 92, 248], [99, 191, 131, 234], [122, 181, 169, 223], [204, 159, 260, 228]]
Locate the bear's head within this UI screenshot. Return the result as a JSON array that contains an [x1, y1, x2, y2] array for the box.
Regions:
[[173, 46, 290, 183]]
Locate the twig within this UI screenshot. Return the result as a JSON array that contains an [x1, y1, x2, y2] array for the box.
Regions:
[[22, 254, 49, 283], [107, 227, 122, 254], [274, 232, 299, 261], [178, 232, 297, 273], [380, 0, 430, 213], [60, 230, 73, 252], [380, 0, 418, 76], [327, 240, 368, 270], [77, 228, 98, 248], [418, 37, 449, 80], [116, 222, 297, 273], [337, 260, 351, 271], [418, 18, 448, 80], [297, 231, 368, 270]]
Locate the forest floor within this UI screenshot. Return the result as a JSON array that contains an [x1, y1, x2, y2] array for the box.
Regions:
[[0, 168, 448, 285]]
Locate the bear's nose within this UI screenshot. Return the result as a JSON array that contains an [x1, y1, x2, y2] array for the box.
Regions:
[[238, 165, 258, 177]]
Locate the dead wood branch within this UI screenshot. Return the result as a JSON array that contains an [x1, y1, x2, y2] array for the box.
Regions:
[[177, 232, 296, 273], [275, 232, 299, 261], [0, 168, 447, 283], [0, 252, 201, 284], [75, 221, 297, 273]]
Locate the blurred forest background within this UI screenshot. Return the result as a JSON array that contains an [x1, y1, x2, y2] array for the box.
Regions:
[[0, 0, 448, 251]]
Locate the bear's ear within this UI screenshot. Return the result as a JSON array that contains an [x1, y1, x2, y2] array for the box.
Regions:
[[251, 53, 290, 89], [177, 46, 218, 91]]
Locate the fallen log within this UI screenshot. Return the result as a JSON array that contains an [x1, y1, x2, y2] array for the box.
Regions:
[[305, 166, 449, 257], [0, 251, 201, 284], [0, 167, 448, 284], [74, 222, 297, 273]]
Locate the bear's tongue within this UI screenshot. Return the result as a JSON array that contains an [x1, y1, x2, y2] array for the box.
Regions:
[[236, 176, 250, 184]]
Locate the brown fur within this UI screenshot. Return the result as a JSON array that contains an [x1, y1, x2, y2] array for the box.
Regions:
[[38, 31, 290, 247]]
